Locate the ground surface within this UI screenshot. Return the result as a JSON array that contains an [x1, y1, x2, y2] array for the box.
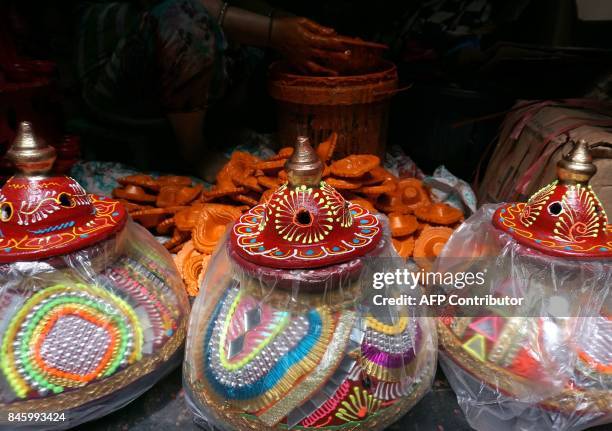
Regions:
[[79, 364, 600, 431], [76, 367, 472, 431]]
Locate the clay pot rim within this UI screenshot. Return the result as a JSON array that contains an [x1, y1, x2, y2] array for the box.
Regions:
[[226, 234, 387, 292]]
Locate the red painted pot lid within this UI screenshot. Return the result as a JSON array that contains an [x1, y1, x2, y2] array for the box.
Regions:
[[492, 141, 611, 259], [229, 137, 382, 269], [0, 122, 126, 262]]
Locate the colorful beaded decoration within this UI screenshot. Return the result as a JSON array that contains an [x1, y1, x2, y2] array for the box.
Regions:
[[203, 286, 336, 412], [199, 285, 430, 429], [1, 283, 143, 399], [296, 351, 427, 429], [360, 316, 421, 382], [101, 257, 177, 347]]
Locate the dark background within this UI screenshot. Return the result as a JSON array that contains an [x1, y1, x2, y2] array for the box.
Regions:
[[5, 0, 612, 182]]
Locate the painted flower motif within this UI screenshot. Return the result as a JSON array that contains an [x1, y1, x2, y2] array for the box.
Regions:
[[270, 185, 334, 244], [590, 185, 609, 228], [7, 182, 92, 227], [335, 386, 382, 422], [554, 184, 602, 243], [321, 181, 353, 228], [519, 181, 556, 227]]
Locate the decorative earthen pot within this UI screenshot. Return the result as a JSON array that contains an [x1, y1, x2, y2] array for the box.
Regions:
[[436, 140, 612, 431], [0, 122, 189, 430], [184, 137, 436, 430]]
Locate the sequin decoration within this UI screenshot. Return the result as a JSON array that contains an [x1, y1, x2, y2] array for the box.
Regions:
[[100, 256, 178, 348], [360, 316, 421, 382], [203, 287, 336, 412], [1, 283, 143, 399]]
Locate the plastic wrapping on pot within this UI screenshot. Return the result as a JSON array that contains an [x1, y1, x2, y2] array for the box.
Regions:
[[184, 137, 436, 430], [436, 141, 612, 431], [0, 123, 189, 430]]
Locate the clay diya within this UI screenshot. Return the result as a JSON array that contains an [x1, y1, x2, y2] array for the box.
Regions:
[[392, 236, 416, 259], [115, 198, 151, 213], [184, 253, 205, 295], [130, 206, 186, 230], [113, 184, 157, 203], [174, 241, 212, 296], [268, 146, 294, 161], [375, 193, 413, 215], [330, 154, 381, 178], [325, 176, 363, 190], [413, 226, 453, 271], [388, 213, 419, 237], [414, 202, 463, 225], [436, 141, 612, 431], [156, 175, 193, 187], [214, 152, 259, 189], [184, 136, 436, 430], [372, 178, 429, 215], [117, 174, 161, 191], [201, 186, 246, 202], [360, 178, 397, 197], [175, 241, 197, 278], [0, 123, 189, 429], [397, 178, 431, 210], [192, 204, 243, 254], [254, 158, 286, 174], [156, 184, 203, 208], [362, 166, 395, 186], [174, 203, 206, 232], [315, 132, 338, 163]]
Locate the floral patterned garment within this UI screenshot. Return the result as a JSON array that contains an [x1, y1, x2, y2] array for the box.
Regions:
[[76, 0, 228, 116]]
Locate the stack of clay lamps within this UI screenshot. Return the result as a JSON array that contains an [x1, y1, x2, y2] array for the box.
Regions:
[[114, 133, 465, 295], [321, 143, 464, 271]]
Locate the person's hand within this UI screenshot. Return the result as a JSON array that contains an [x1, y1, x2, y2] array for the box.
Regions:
[[270, 17, 349, 76]]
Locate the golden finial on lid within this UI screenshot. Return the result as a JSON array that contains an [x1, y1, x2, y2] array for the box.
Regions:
[[285, 136, 323, 187], [5, 121, 56, 176], [556, 139, 597, 185]]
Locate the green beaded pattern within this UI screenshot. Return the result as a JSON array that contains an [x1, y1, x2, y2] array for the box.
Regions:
[[1, 283, 143, 399]]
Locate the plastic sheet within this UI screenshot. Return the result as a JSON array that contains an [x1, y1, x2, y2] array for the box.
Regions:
[[184, 217, 437, 431], [0, 221, 190, 430], [435, 205, 612, 431]]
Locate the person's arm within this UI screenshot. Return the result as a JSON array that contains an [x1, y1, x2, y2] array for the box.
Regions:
[[201, 0, 349, 75], [227, 0, 275, 16]]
